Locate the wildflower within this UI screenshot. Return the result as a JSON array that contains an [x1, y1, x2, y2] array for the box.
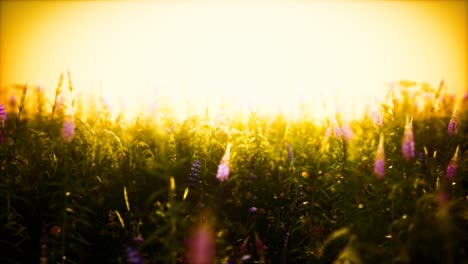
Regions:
[[286, 143, 294, 163], [188, 159, 201, 188], [255, 234, 265, 256], [248, 207, 258, 213], [447, 107, 457, 135], [370, 108, 383, 127], [333, 120, 342, 138], [0, 103, 6, 127], [216, 143, 231, 182], [239, 238, 248, 255], [402, 117, 415, 160], [126, 246, 144, 264], [62, 118, 75, 142], [445, 145, 459, 182], [186, 223, 215, 264], [341, 121, 353, 141], [374, 134, 385, 179], [325, 126, 332, 138]]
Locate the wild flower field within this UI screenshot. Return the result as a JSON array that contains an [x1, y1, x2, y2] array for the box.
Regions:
[[0, 76, 467, 264]]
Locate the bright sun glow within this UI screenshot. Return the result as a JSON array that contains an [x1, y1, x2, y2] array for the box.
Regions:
[[1, 1, 467, 121]]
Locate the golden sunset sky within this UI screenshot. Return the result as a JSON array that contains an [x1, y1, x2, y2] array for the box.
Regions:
[[1, 0, 467, 119]]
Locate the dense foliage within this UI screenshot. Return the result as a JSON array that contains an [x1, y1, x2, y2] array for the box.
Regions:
[[1, 78, 467, 264]]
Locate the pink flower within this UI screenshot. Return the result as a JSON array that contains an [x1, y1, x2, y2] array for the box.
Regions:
[[447, 111, 457, 135], [186, 223, 215, 264], [402, 119, 415, 160], [374, 134, 385, 179], [333, 122, 342, 138], [341, 121, 353, 142], [445, 145, 459, 182], [216, 143, 231, 182], [370, 109, 383, 127], [255, 235, 265, 256], [62, 119, 75, 143], [0, 104, 6, 127]]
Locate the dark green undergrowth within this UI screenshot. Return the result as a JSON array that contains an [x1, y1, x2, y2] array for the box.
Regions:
[[1, 79, 467, 264]]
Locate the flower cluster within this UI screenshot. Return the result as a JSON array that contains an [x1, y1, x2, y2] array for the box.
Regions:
[[126, 246, 144, 264], [216, 143, 231, 182], [374, 134, 385, 179], [402, 118, 415, 160], [445, 145, 459, 182], [62, 118, 75, 143], [0, 104, 6, 145], [188, 159, 201, 188], [370, 108, 383, 127], [0, 103, 6, 127], [447, 111, 457, 135]]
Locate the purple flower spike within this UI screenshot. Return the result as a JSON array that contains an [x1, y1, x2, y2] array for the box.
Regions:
[[402, 120, 415, 160], [374, 159, 385, 180], [447, 112, 457, 135], [126, 246, 144, 264], [256, 236, 265, 255], [445, 162, 457, 182], [248, 207, 258, 213], [0, 104, 6, 127], [216, 143, 231, 182], [62, 119, 75, 143], [188, 160, 201, 188], [341, 122, 353, 141], [446, 145, 459, 182], [374, 134, 385, 179], [370, 109, 383, 127], [333, 123, 343, 138]]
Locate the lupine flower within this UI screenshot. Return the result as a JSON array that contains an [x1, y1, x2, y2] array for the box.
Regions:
[[239, 238, 248, 255], [374, 134, 385, 179], [126, 246, 144, 264], [62, 118, 75, 142], [216, 143, 231, 182], [0, 103, 6, 127], [255, 234, 265, 256], [186, 223, 215, 264], [333, 120, 342, 138], [447, 108, 457, 135], [248, 207, 258, 213], [188, 160, 201, 188], [445, 145, 459, 182], [325, 125, 332, 138], [402, 117, 415, 160], [286, 143, 294, 163], [370, 108, 383, 127], [341, 121, 353, 141]]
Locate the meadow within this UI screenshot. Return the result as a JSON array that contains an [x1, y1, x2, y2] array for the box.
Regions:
[[0, 76, 467, 264]]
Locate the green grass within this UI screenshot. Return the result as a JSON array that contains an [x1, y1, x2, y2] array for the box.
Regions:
[[0, 79, 467, 264]]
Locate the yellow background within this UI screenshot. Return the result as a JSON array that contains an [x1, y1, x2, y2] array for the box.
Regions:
[[1, 0, 466, 119]]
